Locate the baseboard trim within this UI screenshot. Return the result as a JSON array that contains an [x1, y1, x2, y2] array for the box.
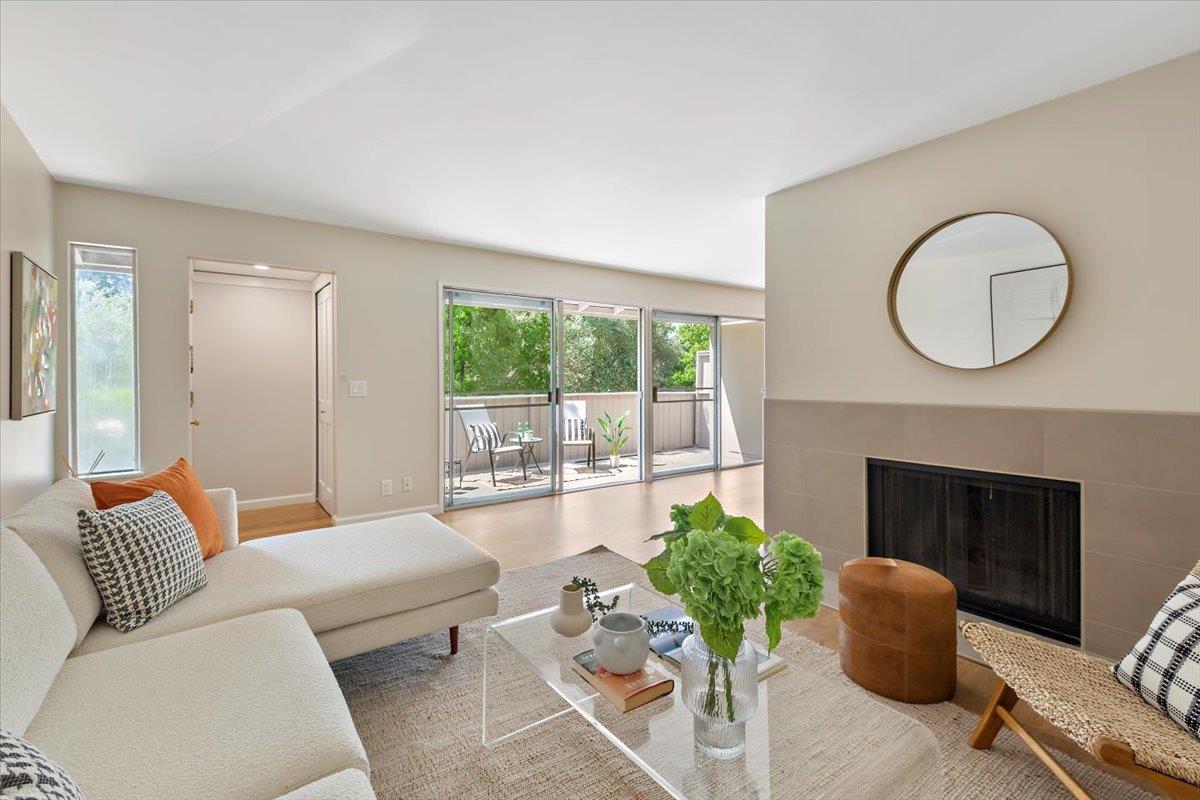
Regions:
[[237, 493, 316, 511], [332, 504, 441, 525]]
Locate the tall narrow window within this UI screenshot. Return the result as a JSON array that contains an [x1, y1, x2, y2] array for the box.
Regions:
[[71, 243, 139, 475]]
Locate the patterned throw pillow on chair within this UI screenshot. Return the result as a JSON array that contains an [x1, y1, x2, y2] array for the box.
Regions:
[[0, 729, 84, 800], [77, 490, 207, 632], [1113, 568, 1200, 738]]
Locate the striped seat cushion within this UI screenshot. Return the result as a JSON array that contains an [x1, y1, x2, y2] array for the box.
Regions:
[[1113, 570, 1200, 738], [467, 422, 503, 450]]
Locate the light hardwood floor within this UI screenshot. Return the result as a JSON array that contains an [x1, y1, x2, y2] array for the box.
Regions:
[[238, 467, 1155, 795]]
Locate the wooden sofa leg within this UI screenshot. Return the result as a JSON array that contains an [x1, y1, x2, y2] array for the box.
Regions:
[[449, 625, 459, 655], [970, 678, 1018, 749]]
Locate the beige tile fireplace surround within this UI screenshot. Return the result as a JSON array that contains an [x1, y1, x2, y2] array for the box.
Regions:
[[764, 399, 1200, 661]]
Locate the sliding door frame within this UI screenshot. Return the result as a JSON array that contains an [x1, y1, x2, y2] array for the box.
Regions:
[[649, 309, 722, 479]]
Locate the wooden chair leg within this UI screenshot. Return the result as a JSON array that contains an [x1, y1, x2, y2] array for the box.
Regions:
[[449, 625, 459, 655], [971, 678, 1094, 800], [970, 677, 1018, 749]]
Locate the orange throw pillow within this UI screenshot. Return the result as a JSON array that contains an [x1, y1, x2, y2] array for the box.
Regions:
[[90, 458, 223, 558]]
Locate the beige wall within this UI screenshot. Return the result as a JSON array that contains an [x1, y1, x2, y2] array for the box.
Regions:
[[766, 53, 1200, 413], [53, 184, 763, 520], [191, 276, 316, 505], [719, 319, 765, 461], [0, 106, 57, 516]]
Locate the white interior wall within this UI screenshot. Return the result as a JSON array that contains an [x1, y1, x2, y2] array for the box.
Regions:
[[52, 184, 764, 520], [719, 320, 765, 461], [190, 274, 316, 506], [766, 54, 1199, 412], [0, 106, 56, 516]]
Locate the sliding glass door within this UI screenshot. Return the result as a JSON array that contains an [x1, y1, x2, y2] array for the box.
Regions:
[[651, 312, 718, 476], [443, 290, 645, 507], [558, 300, 643, 492], [444, 290, 557, 507]]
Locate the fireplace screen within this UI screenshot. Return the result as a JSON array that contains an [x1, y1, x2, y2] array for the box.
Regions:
[[867, 459, 1081, 644]]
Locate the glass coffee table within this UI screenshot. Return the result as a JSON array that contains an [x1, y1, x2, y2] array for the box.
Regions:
[[482, 583, 945, 799]]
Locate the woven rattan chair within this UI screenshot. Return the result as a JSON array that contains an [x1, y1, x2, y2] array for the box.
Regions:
[[962, 608, 1200, 800]]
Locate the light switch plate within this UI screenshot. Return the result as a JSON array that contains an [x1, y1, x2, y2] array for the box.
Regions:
[[380, 479, 394, 496], [349, 380, 368, 397]]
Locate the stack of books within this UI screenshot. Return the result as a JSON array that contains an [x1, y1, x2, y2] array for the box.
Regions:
[[569, 650, 675, 712], [570, 602, 789, 713], [643, 604, 787, 680]]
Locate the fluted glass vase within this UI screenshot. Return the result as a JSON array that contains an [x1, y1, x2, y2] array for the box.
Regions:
[[679, 633, 758, 758]]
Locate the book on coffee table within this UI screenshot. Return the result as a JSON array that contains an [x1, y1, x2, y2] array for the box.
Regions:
[[569, 649, 675, 712], [643, 603, 787, 681]]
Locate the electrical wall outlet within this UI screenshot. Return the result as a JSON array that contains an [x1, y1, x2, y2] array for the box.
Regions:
[[380, 479, 394, 496], [402, 477, 413, 493]]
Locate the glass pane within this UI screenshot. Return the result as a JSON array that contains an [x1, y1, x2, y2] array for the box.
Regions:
[[444, 291, 554, 506], [718, 318, 764, 466], [74, 245, 138, 474], [560, 301, 641, 491], [652, 315, 715, 474]]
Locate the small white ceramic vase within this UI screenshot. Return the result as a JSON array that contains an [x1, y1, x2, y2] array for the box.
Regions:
[[609, 453, 621, 469], [592, 612, 650, 675], [549, 584, 592, 637]]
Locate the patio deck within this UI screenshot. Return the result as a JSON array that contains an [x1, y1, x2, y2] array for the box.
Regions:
[[446, 446, 760, 503]]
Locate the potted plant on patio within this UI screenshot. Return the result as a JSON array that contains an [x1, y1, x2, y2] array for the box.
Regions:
[[597, 410, 631, 469], [642, 493, 823, 757]]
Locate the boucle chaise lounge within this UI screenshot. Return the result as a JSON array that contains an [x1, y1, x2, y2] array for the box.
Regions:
[[963, 615, 1200, 800], [1, 478, 500, 799]]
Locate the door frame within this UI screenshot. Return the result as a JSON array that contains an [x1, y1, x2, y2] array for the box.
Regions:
[[714, 315, 766, 471], [440, 285, 561, 510], [186, 257, 338, 518], [438, 281, 652, 511], [649, 309, 722, 479]]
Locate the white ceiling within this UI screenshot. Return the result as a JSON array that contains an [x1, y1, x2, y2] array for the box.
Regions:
[[2, 2, 1196, 288]]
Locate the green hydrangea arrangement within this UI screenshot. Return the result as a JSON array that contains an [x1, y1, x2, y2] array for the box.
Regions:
[[643, 493, 823, 661]]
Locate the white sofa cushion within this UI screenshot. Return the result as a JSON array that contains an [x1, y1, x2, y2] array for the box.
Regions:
[[204, 486, 239, 551], [75, 512, 500, 655], [26, 609, 368, 800], [0, 528, 76, 736], [274, 769, 375, 800], [3, 478, 100, 646]]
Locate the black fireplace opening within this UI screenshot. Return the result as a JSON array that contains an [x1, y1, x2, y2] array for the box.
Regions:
[[867, 458, 1081, 645]]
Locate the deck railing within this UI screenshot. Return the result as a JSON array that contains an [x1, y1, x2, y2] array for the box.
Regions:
[[446, 390, 705, 470]]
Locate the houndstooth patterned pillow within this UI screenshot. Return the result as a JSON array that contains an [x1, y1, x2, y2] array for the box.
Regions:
[[1113, 571, 1200, 738], [77, 490, 207, 632], [0, 729, 84, 800]]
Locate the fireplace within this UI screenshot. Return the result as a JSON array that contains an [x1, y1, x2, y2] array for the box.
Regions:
[[867, 459, 1081, 645]]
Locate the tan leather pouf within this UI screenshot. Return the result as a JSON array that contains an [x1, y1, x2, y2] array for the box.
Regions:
[[838, 557, 957, 703]]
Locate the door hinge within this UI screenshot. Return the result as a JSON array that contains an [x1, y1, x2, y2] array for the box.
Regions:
[[189, 299, 195, 313], [189, 391, 194, 408]]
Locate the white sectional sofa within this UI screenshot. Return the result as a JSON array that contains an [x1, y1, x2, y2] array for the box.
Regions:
[[0, 478, 500, 800]]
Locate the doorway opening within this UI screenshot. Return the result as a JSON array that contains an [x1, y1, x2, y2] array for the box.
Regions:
[[187, 258, 336, 520], [442, 289, 646, 508]]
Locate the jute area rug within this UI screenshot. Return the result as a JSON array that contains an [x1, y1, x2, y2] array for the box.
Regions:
[[332, 547, 1154, 800]]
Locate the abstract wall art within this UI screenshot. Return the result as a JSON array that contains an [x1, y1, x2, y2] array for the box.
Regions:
[[10, 252, 58, 418]]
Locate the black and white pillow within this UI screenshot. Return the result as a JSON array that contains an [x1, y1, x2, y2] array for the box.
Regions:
[[468, 422, 503, 450], [0, 729, 84, 800], [1113, 570, 1200, 738], [76, 490, 207, 632]]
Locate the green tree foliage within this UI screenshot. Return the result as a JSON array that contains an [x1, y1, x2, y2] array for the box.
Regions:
[[445, 306, 712, 395], [75, 269, 136, 470]]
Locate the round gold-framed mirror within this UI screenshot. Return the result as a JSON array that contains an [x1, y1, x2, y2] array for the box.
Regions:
[[887, 212, 1072, 370]]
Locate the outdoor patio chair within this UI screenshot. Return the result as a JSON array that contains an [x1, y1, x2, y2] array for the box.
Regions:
[[457, 406, 529, 487], [563, 400, 596, 468], [962, 569, 1200, 800]]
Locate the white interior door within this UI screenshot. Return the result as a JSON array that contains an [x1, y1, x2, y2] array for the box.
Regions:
[[316, 282, 335, 513]]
